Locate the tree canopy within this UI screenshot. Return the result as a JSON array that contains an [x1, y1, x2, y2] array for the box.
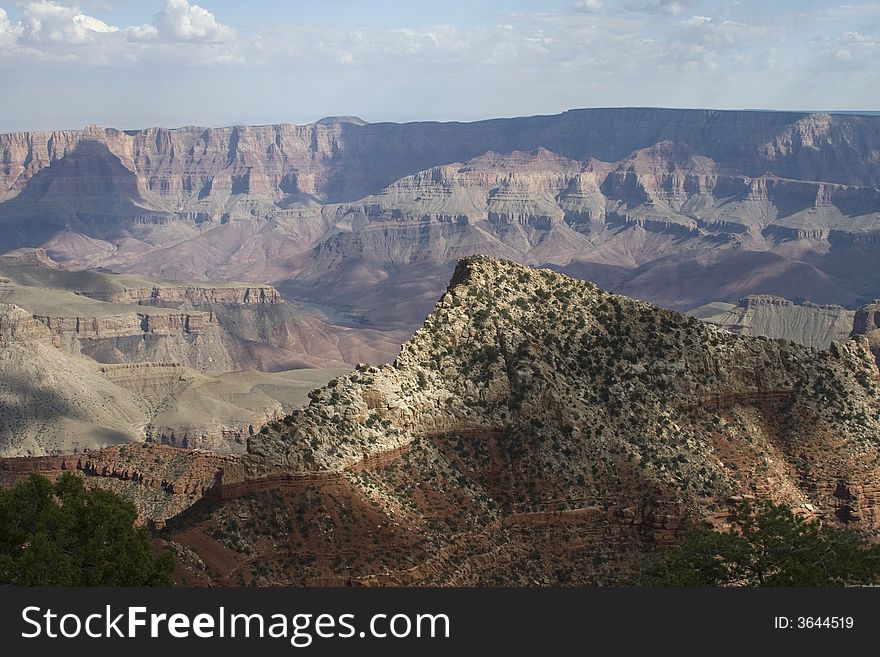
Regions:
[[640, 501, 880, 586], [0, 473, 175, 586]]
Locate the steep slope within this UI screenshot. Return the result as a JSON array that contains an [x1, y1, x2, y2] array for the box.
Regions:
[[160, 258, 880, 586], [0, 301, 348, 456], [688, 296, 855, 349], [0, 303, 149, 455]]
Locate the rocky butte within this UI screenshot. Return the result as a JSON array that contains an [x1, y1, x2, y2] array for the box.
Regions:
[[142, 257, 880, 586]]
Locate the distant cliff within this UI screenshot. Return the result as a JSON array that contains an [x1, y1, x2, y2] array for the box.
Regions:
[[1, 108, 879, 342], [3, 110, 879, 208], [688, 296, 856, 350]]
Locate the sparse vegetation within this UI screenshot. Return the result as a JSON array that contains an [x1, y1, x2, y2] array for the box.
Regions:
[[637, 502, 880, 586]]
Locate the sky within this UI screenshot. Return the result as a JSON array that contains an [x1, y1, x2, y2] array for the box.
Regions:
[[0, 0, 878, 132]]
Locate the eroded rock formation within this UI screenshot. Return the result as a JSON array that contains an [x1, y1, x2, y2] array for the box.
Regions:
[[1, 109, 879, 348], [153, 258, 880, 585]]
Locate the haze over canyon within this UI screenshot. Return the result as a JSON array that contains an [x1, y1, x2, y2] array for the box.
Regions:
[[1, 107, 880, 585], [1, 108, 879, 339]]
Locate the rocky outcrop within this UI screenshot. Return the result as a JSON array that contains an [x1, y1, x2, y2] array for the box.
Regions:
[[155, 257, 880, 586], [852, 301, 880, 367], [0, 303, 51, 342], [0, 444, 233, 524], [242, 257, 880, 483], [688, 295, 856, 350], [76, 285, 284, 306]]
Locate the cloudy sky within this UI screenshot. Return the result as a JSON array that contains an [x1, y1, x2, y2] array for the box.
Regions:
[[0, 0, 878, 132]]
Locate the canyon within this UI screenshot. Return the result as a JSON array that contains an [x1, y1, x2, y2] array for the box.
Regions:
[[5, 258, 877, 585], [0, 298, 348, 456], [0, 109, 878, 345], [0, 107, 879, 585], [0, 248, 397, 370]]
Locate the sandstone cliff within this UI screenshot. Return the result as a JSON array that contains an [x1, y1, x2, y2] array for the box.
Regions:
[[0, 300, 348, 456], [1, 109, 879, 342], [688, 295, 856, 349]]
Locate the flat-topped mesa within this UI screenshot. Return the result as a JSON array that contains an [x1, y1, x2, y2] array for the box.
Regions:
[[235, 257, 880, 532], [34, 311, 216, 339], [74, 285, 285, 306]]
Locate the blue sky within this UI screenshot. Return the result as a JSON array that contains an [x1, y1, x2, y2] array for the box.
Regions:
[[0, 1, 878, 132]]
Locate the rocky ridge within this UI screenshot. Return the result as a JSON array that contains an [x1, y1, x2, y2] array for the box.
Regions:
[[154, 258, 880, 585]]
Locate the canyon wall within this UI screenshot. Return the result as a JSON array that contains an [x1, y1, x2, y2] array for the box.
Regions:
[[1, 108, 879, 367]]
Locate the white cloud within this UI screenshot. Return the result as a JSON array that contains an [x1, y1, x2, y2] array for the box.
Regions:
[[17, 1, 118, 44], [816, 30, 879, 71], [624, 0, 698, 16], [572, 0, 603, 12], [145, 0, 236, 43], [681, 15, 712, 26], [124, 24, 158, 41], [0, 8, 22, 47]]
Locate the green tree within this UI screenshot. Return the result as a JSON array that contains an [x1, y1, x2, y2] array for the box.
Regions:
[[640, 501, 880, 586], [0, 473, 175, 586]]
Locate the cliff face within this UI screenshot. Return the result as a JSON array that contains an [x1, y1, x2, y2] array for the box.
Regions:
[[0, 444, 232, 525], [688, 295, 856, 350], [76, 285, 284, 306], [852, 301, 880, 367], [5, 109, 878, 207], [1, 108, 879, 358], [155, 258, 880, 586]]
